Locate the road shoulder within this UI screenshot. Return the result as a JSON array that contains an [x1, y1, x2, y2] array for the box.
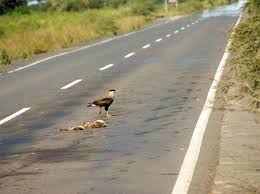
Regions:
[[210, 98, 260, 194], [189, 88, 260, 194], [188, 109, 223, 194]]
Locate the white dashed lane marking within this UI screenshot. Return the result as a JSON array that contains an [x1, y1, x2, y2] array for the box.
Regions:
[[99, 64, 114, 71], [174, 30, 179, 34], [181, 27, 185, 30], [124, 52, 135, 58], [142, 44, 151, 49], [0, 107, 31, 126], [61, 79, 82, 90], [166, 34, 171, 37], [155, 38, 162, 42]]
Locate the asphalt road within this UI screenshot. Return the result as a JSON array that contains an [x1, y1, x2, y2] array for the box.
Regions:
[[0, 2, 242, 194]]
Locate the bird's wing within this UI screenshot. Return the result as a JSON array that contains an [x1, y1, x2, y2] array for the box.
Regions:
[[93, 97, 113, 106]]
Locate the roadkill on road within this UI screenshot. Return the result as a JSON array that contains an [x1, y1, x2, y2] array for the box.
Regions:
[[60, 120, 107, 131]]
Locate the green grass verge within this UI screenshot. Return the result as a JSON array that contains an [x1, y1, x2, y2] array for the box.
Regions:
[[218, 12, 260, 109]]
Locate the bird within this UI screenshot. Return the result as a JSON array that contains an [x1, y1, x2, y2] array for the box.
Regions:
[[87, 89, 118, 117]]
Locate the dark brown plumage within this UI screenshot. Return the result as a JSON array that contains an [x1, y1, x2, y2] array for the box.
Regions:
[[87, 89, 117, 117]]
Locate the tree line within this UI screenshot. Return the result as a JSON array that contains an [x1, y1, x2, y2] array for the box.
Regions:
[[0, 0, 164, 14], [0, 0, 242, 15]]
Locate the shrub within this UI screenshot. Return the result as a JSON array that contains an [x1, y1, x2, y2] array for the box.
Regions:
[[30, 1, 52, 11], [62, 0, 86, 11], [0, 49, 12, 65], [47, 0, 106, 11], [178, 0, 203, 13], [0, 0, 27, 15], [88, 0, 105, 9], [10, 5, 31, 15], [107, 0, 127, 8], [248, 0, 260, 14], [129, 0, 156, 16], [228, 15, 260, 107], [0, 28, 5, 38], [96, 14, 118, 35]]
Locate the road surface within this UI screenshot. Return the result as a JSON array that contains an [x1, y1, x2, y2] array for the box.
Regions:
[[0, 2, 243, 194]]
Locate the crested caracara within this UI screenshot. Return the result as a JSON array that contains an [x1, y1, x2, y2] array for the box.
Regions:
[[87, 89, 118, 117]]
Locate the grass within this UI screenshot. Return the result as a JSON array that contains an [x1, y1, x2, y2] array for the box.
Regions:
[[0, 8, 151, 65], [0, 0, 233, 66], [218, 11, 260, 109]]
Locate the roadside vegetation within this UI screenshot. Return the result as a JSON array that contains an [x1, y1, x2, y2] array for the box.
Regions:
[[0, 0, 234, 66], [219, 0, 260, 109]]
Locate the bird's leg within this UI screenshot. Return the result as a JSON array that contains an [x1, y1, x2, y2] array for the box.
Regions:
[[99, 107, 102, 115], [106, 111, 112, 118]]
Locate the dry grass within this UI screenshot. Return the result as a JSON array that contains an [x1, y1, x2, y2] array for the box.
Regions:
[[0, 23, 100, 59], [116, 16, 149, 33], [217, 11, 260, 109], [0, 9, 153, 65]]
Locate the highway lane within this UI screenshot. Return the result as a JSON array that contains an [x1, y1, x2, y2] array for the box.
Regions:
[[0, 16, 201, 135], [0, 2, 243, 194], [0, 16, 200, 120]]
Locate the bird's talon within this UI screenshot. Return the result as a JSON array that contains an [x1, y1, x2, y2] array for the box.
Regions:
[[106, 114, 112, 118]]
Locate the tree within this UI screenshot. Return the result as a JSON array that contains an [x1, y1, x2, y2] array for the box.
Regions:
[[106, 0, 127, 8], [0, 0, 27, 14], [88, 0, 104, 8]]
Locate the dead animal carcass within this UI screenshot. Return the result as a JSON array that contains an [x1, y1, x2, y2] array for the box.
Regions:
[[60, 120, 107, 131]]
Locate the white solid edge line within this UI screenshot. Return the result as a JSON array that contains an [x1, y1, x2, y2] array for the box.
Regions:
[[155, 38, 162, 42], [171, 12, 243, 194], [0, 107, 31, 126], [61, 79, 82, 90], [142, 44, 151, 49], [174, 30, 179, 34], [99, 64, 114, 71], [8, 52, 70, 73], [124, 52, 135, 58]]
